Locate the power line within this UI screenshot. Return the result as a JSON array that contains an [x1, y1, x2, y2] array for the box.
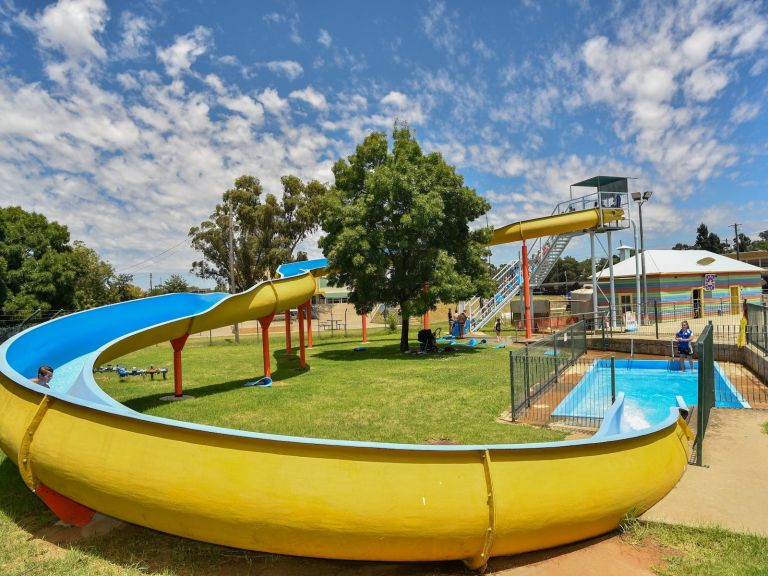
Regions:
[[117, 238, 190, 274]]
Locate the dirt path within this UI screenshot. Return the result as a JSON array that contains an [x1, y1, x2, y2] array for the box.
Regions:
[[643, 408, 768, 535]]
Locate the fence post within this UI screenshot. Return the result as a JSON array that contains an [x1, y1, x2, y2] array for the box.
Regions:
[[553, 334, 559, 383], [696, 336, 705, 466], [601, 317, 606, 351], [509, 351, 516, 421], [654, 300, 660, 340], [610, 355, 616, 404], [524, 343, 530, 408]]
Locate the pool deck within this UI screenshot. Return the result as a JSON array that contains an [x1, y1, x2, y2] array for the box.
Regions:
[[642, 408, 768, 536]]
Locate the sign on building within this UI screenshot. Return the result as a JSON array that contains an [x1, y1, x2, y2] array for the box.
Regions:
[[704, 274, 716, 291]]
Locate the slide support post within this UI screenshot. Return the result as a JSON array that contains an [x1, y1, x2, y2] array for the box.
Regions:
[[171, 334, 189, 397], [259, 312, 275, 378], [307, 299, 313, 348], [298, 304, 307, 369], [284, 311, 292, 354], [522, 241, 533, 339]]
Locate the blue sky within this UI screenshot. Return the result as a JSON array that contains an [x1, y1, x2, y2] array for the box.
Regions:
[[1, 0, 766, 289]]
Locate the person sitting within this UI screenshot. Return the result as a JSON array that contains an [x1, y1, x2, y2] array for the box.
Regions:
[[675, 320, 694, 371], [417, 329, 438, 353], [31, 365, 54, 388]]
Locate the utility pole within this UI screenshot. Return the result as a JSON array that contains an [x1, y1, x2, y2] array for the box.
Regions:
[[229, 205, 240, 343], [149, 272, 153, 292], [730, 223, 741, 261]]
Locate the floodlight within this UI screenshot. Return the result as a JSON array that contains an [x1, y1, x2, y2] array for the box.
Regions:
[[631, 192, 642, 201], [642, 190, 654, 200]]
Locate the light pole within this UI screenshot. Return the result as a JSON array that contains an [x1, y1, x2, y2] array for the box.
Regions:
[[631, 190, 653, 321]]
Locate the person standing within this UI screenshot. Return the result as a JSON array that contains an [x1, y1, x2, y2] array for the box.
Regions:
[[494, 317, 502, 342], [457, 310, 467, 339], [675, 320, 694, 371], [447, 309, 453, 331]]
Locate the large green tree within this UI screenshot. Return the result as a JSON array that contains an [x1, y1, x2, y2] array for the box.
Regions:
[[320, 123, 495, 351], [0, 207, 137, 314], [189, 175, 327, 291]]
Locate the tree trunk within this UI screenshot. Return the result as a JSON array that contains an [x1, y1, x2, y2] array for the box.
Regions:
[[399, 312, 410, 352]]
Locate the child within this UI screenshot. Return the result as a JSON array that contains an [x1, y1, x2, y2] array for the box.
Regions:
[[494, 317, 502, 342], [31, 365, 54, 388], [675, 321, 694, 371]]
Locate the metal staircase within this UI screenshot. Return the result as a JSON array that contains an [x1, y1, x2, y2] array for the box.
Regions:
[[465, 231, 577, 332], [464, 188, 629, 333]]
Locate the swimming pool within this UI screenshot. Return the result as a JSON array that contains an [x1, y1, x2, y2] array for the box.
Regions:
[[552, 359, 749, 430]]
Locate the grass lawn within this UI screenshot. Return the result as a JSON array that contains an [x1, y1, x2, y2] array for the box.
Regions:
[[94, 324, 564, 445], [625, 521, 768, 576]]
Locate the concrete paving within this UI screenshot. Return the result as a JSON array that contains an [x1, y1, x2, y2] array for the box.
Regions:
[[643, 408, 768, 535]]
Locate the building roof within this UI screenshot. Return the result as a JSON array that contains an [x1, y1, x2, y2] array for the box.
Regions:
[[597, 250, 765, 279], [570, 176, 627, 188]]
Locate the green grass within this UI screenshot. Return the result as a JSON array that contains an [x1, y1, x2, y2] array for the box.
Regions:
[[624, 521, 768, 576], [94, 325, 563, 445], [763, 421, 768, 435]]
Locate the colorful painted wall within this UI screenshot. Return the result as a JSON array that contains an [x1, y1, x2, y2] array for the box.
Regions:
[[598, 272, 763, 319]]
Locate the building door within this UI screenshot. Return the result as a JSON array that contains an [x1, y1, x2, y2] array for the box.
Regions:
[[730, 286, 741, 315], [692, 288, 703, 319]]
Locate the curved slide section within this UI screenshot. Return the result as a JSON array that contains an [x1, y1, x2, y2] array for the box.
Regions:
[[0, 255, 691, 569]]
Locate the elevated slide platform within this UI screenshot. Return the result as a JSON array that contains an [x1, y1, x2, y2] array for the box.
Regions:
[[1, 248, 690, 570]]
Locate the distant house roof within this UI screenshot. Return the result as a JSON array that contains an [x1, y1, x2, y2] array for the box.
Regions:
[[598, 250, 765, 279]]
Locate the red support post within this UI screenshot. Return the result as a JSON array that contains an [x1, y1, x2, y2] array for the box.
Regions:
[[36, 484, 95, 527], [170, 334, 189, 397], [284, 310, 292, 354], [422, 282, 430, 329], [297, 304, 307, 369], [259, 312, 275, 379], [362, 312, 368, 343], [522, 241, 533, 340], [306, 299, 313, 348]]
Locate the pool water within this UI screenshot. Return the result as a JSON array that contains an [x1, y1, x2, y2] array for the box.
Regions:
[[552, 359, 749, 430]]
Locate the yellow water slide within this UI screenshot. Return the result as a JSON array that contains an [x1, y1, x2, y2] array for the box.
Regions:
[[0, 238, 691, 570], [490, 207, 624, 245]]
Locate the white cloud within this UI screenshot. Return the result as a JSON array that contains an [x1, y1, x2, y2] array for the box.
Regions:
[[335, 93, 367, 113], [730, 101, 760, 124], [289, 86, 328, 111], [262, 9, 302, 44], [116, 72, 140, 91], [380, 91, 408, 108], [684, 62, 728, 102], [116, 11, 151, 59], [20, 0, 108, 62], [219, 94, 265, 124], [258, 87, 290, 115], [265, 60, 303, 80], [318, 29, 332, 48], [576, 1, 768, 190], [473, 39, 494, 59], [157, 26, 212, 77], [421, 1, 459, 54]]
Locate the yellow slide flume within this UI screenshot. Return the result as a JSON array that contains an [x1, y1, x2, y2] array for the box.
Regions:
[[0, 258, 691, 570], [490, 207, 624, 245]]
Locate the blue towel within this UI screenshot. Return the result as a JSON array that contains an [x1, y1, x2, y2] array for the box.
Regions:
[[353, 347, 367, 352], [494, 343, 506, 349], [244, 377, 272, 387]]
